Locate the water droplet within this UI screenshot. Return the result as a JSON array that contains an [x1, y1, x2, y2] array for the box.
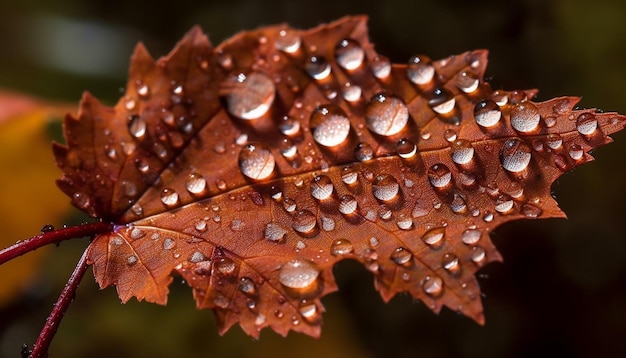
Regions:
[[331, 239, 354, 256], [442, 253, 461, 275], [238, 277, 257, 296], [474, 100, 502, 127], [264, 222, 287, 243], [341, 167, 358, 185], [422, 227, 445, 248], [545, 133, 563, 150], [292, 210, 317, 234], [396, 213, 413, 230], [342, 82, 362, 102], [124, 98, 136, 111], [306, 56, 331, 80], [379, 205, 392, 220], [461, 229, 481, 245], [456, 71, 479, 93], [365, 92, 409, 136], [311, 175, 334, 200], [354, 142, 374, 161], [450, 193, 468, 214], [279, 115, 301, 136], [451, 139, 474, 165], [160, 188, 179, 207], [216, 257, 236, 275], [299, 302, 319, 322], [495, 195, 514, 214], [194, 219, 208, 232], [335, 39, 364, 70], [130, 227, 145, 240], [338, 194, 358, 215], [576, 113, 598, 136], [283, 197, 297, 212], [407, 55, 434, 85], [422, 275, 444, 297], [396, 138, 417, 158], [163, 237, 175, 250], [320, 216, 335, 232], [372, 174, 400, 201], [471, 246, 486, 264], [428, 164, 452, 189], [239, 143, 275, 180], [278, 259, 320, 289], [190, 251, 205, 263], [131, 204, 143, 216], [510, 103, 540, 133], [390, 247, 413, 265], [186, 173, 207, 195], [136, 83, 149, 98], [310, 105, 351, 147], [275, 29, 301, 53], [522, 203, 543, 218], [500, 139, 532, 173], [128, 115, 147, 138], [428, 88, 455, 114], [444, 129, 457, 142], [371, 55, 391, 79], [224, 72, 275, 120], [121, 180, 138, 198], [127, 255, 138, 266], [568, 143, 584, 160]]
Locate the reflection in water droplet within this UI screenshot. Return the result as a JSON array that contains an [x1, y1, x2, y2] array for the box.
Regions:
[[160, 188, 179, 207], [428, 164, 452, 189], [422, 227, 445, 248], [474, 100, 501, 127], [335, 39, 364, 70], [311, 175, 334, 200], [396, 138, 417, 158], [306, 56, 331, 80], [292, 210, 317, 234], [407, 55, 434, 85], [331, 239, 354, 256], [461, 229, 481, 245], [576, 113, 598, 136], [451, 140, 474, 165], [279, 259, 320, 289], [239, 143, 275, 180], [310, 105, 351, 147], [422, 276, 444, 297], [510, 103, 540, 133], [275, 29, 301, 53], [500, 139, 532, 173], [390, 247, 413, 265], [428, 88, 455, 114], [365, 93, 409, 136], [372, 174, 400, 201], [224, 72, 276, 120], [186, 173, 206, 195]]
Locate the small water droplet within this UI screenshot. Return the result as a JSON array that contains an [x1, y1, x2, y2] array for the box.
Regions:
[[390, 247, 413, 265], [311, 175, 334, 200], [422, 275, 444, 297], [224, 72, 275, 120], [342, 82, 362, 102], [495, 195, 514, 214], [163, 237, 175, 250], [338, 194, 358, 215], [428, 88, 456, 114], [306, 56, 331, 80], [422, 227, 445, 248], [471, 246, 486, 264], [321, 216, 335, 231], [136, 82, 149, 98], [545, 133, 563, 150], [216, 257, 236, 275], [310, 105, 351, 147], [365, 92, 409, 136], [407, 55, 434, 85], [238, 277, 257, 296], [128, 115, 147, 138], [444, 129, 457, 142], [131, 204, 143, 216], [576, 113, 598, 136], [186, 173, 207, 195], [354, 142, 374, 161], [450, 193, 468, 214], [522, 203, 543, 218], [456, 71, 479, 93], [568, 143, 584, 160], [474, 100, 502, 127], [396, 213, 413, 230], [292, 210, 317, 234], [239, 143, 275, 180], [510, 103, 541, 133], [264, 222, 288, 243], [212, 294, 230, 308], [451, 139, 474, 165], [396, 138, 417, 158], [331, 239, 354, 256], [275, 29, 301, 53], [283, 197, 297, 212], [160, 188, 179, 207], [130, 227, 145, 240], [278, 259, 320, 290], [372, 174, 400, 201], [279, 115, 301, 136], [500, 139, 532, 173], [299, 302, 319, 322], [190, 252, 205, 263], [428, 164, 452, 189], [379, 205, 392, 220], [127, 255, 138, 266], [335, 39, 364, 70], [341, 167, 358, 185], [462, 229, 481, 245], [442, 253, 461, 275]]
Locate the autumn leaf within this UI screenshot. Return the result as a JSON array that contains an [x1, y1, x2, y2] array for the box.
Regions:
[[49, 15, 626, 339]]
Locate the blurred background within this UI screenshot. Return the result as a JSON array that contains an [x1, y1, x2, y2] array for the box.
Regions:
[[0, 0, 625, 357]]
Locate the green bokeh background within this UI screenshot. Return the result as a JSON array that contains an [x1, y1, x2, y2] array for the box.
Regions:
[[1, 0, 625, 357]]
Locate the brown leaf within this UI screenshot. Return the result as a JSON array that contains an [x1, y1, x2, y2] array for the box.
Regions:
[[53, 16, 626, 337]]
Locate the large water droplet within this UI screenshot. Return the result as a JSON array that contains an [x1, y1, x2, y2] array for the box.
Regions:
[[390, 247, 413, 265], [495, 195, 514, 214], [225, 73, 276, 120], [335, 39, 364, 70], [306, 56, 331, 80], [310, 105, 351, 147], [451, 140, 474, 165], [576, 113, 598, 136], [160, 188, 179, 207], [422, 275, 444, 297], [239, 143, 275, 180], [265, 222, 287, 243], [292, 210, 317, 234], [365, 92, 409, 136], [371, 55, 391, 79], [311, 175, 334, 200], [461, 229, 481, 245], [456, 71, 479, 93], [275, 29, 301, 53], [396, 138, 417, 158], [422, 227, 445, 248], [372, 174, 400, 201], [545, 133, 563, 150], [428, 164, 452, 189], [342, 82, 362, 102], [500, 139, 532, 173], [128, 115, 147, 138], [474, 100, 501, 127], [331, 239, 354, 256], [407, 55, 434, 85], [338, 194, 358, 215], [428, 88, 455, 114], [278, 259, 320, 289], [186, 173, 207, 195], [470, 246, 486, 264], [568, 143, 584, 160], [510, 103, 540, 133]]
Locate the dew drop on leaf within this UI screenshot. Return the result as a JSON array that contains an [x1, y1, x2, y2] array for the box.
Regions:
[[278, 259, 320, 290], [365, 92, 409, 136], [238, 143, 275, 180], [310, 105, 351, 147], [334, 39, 364, 70], [407, 55, 434, 85]]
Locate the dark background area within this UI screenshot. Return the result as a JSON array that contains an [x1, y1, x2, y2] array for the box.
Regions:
[[0, 0, 625, 357]]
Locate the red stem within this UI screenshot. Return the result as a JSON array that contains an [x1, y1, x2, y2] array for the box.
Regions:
[[29, 247, 90, 358], [0, 221, 113, 265]]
